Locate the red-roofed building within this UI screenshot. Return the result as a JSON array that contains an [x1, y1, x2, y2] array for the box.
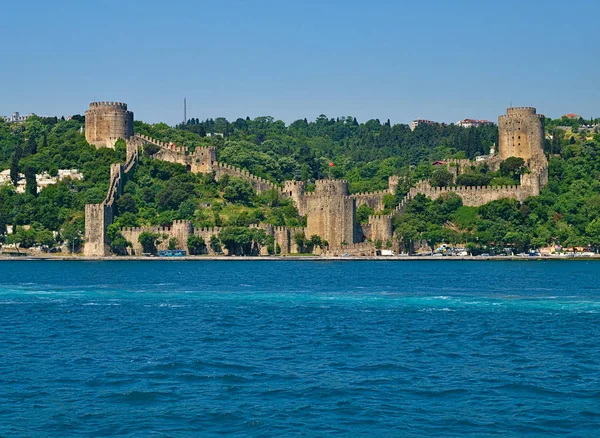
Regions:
[[563, 113, 580, 119]]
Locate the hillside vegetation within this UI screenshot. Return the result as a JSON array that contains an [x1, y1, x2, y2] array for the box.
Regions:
[[0, 113, 599, 253]]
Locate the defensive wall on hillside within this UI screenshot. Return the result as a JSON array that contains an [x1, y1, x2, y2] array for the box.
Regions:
[[84, 142, 138, 256], [134, 134, 216, 173], [119, 221, 305, 256], [407, 181, 537, 206], [134, 134, 277, 193], [83, 102, 550, 257]]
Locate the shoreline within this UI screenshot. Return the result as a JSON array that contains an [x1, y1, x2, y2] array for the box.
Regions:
[[0, 255, 599, 261]]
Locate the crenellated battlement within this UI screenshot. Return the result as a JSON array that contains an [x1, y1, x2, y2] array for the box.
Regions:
[[121, 226, 172, 233], [89, 101, 129, 111], [211, 161, 277, 191], [368, 214, 393, 221], [194, 227, 223, 234], [350, 189, 389, 197], [86, 101, 134, 148], [504, 106, 537, 115], [314, 179, 349, 196]]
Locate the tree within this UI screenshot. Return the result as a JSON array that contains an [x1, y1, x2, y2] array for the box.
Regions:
[[143, 144, 160, 156], [23, 166, 37, 197], [168, 237, 179, 250], [10, 149, 20, 186], [430, 168, 453, 188], [356, 204, 375, 224], [310, 235, 323, 249], [35, 229, 55, 251], [106, 223, 131, 255], [209, 234, 222, 254], [252, 228, 272, 255], [26, 135, 37, 155], [187, 235, 206, 255], [500, 157, 525, 177], [294, 232, 307, 253], [219, 227, 253, 255], [423, 227, 445, 253], [585, 218, 600, 250], [222, 178, 255, 205], [116, 193, 137, 214], [139, 231, 161, 254], [62, 220, 84, 253]]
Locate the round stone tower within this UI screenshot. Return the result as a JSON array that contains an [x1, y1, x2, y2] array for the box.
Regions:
[[85, 102, 134, 148], [498, 107, 544, 164], [314, 179, 349, 197]]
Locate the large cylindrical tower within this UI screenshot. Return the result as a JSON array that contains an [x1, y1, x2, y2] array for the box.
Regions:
[[85, 101, 134, 148], [497, 107, 544, 163]]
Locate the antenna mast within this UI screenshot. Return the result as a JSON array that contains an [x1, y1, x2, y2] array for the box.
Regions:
[[184, 98, 187, 125]]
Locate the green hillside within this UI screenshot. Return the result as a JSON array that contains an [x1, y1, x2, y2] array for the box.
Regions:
[[0, 113, 599, 253]]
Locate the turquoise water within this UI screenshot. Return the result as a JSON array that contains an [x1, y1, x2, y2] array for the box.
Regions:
[[0, 261, 599, 436]]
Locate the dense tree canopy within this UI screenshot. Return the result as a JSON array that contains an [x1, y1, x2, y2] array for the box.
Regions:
[[0, 112, 599, 253]]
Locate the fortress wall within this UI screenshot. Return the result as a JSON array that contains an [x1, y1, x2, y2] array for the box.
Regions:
[[282, 180, 306, 215], [212, 162, 277, 193], [84, 204, 114, 256], [269, 226, 291, 254], [350, 190, 388, 211], [194, 227, 223, 255], [388, 175, 400, 195], [121, 226, 174, 255], [328, 241, 376, 257], [171, 220, 193, 251], [305, 194, 355, 248], [84, 142, 139, 256], [136, 134, 217, 173], [367, 215, 394, 243], [408, 184, 532, 206]]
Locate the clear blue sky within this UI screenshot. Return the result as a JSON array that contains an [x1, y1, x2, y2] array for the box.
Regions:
[[1, 0, 598, 125]]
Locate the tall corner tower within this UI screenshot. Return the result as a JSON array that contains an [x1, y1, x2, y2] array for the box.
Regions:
[[85, 101, 134, 148], [497, 107, 544, 163]]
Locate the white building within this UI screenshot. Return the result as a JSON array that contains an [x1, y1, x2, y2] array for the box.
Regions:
[[0, 168, 83, 193], [410, 119, 437, 131], [456, 119, 493, 128], [2, 112, 34, 123]]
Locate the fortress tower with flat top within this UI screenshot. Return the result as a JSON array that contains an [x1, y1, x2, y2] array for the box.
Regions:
[[498, 107, 544, 164], [85, 102, 134, 148]]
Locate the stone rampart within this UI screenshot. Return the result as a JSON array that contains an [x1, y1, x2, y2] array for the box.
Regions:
[[304, 182, 355, 249], [350, 190, 388, 210], [328, 241, 376, 257], [211, 162, 277, 193], [367, 215, 393, 242], [84, 143, 139, 256], [120, 220, 193, 255], [408, 182, 537, 206], [135, 134, 216, 173]]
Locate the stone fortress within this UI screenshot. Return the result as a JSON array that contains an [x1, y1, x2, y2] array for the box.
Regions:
[[83, 102, 548, 256], [85, 102, 134, 148]]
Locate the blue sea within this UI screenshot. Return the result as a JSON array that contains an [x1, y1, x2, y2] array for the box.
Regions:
[[0, 261, 599, 436]]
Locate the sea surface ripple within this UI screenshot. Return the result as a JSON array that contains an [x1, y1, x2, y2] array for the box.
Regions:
[[0, 261, 599, 436]]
